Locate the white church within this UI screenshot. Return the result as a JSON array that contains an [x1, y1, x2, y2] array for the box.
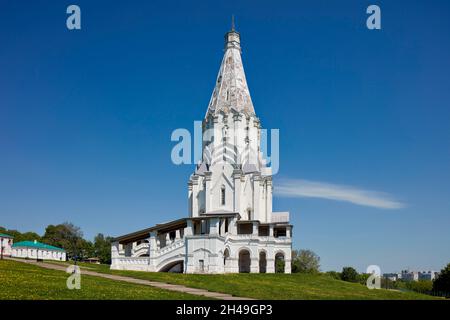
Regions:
[[111, 22, 293, 274]]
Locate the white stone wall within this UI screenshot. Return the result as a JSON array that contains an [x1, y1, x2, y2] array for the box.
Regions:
[[11, 247, 66, 261]]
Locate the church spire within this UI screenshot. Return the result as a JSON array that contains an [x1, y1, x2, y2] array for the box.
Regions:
[[205, 20, 255, 118]]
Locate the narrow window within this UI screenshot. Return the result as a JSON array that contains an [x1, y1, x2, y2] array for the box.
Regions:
[[221, 186, 225, 205]]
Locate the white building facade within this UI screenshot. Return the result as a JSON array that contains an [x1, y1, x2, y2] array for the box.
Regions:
[[11, 240, 66, 261], [111, 24, 293, 274], [0, 233, 13, 257]]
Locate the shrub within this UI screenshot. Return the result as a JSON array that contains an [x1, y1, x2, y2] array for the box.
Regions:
[[341, 267, 359, 283]]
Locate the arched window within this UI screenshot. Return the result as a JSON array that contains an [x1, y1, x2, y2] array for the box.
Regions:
[[221, 186, 225, 205], [247, 209, 251, 220], [223, 248, 230, 266]]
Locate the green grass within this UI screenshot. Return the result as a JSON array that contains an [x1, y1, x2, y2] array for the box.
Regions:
[[46, 261, 439, 300], [0, 260, 204, 300]]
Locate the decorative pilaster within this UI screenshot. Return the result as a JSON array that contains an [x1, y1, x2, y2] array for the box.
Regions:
[[266, 177, 273, 223], [253, 174, 261, 221], [204, 171, 212, 213], [188, 181, 193, 216], [185, 219, 193, 236], [232, 169, 243, 213], [149, 232, 156, 255], [191, 175, 199, 217], [209, 218, 220, 235], [252, 222, 258, 235]]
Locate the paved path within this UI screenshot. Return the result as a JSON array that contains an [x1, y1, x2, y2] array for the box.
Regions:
[[7, 258, 254, 300]]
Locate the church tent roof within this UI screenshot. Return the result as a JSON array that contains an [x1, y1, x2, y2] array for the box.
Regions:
[[205, 22, 255, 118]]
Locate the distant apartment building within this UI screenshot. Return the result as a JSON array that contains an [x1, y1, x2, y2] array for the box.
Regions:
[[400, 270, 419, 281], [418, 271, 438, 281], [388, 270, 440, 282], [383, 273, 400, 281]]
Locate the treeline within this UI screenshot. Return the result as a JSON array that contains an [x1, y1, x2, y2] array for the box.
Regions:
[[0, 222, 113, 264]]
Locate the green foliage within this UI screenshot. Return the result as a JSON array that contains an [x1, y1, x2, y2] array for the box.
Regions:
[[291, 249, 320, 273], [41, 222, 102, 261], [42, 222, 84, 258], [275, 256, 285, 273], [341, 267, 359, 283], [405, 280, 433, 294], [325, 271, 341, 280], [0, 226, 41, 243], [93, 233, 113, 264], [432, 263, 450, 297], [380, 278, 398, 290], [357, 273, 370, 285]]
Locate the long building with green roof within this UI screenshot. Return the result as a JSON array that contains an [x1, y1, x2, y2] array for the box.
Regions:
[[11, 240, 66, 261]]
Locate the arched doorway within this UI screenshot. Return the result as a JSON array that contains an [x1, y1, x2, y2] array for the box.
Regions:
[[239, 249, 251, 273], [259, 251, 267, 273], [275, 252, 285, 273]]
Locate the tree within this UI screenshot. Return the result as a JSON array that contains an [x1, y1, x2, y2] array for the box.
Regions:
[[42, 222, 84, 261], [341, 267, 359, 282], [291, 249, 320, 273], [433, 263, 450, 297], [93, 233, 113, 264], [79, 239, 95, 260], [0, 226, 41, 243]]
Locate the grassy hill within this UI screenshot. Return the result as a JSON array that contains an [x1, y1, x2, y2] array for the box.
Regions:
[[43, 261, 438, 300], [0, 260, 204, 300]]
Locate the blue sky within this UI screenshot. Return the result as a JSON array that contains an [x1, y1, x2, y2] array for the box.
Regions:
[[1, 0, 449, 273]]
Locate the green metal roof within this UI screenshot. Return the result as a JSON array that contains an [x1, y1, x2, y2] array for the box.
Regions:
[[12, 240, 65, 252], [0, 233, 13, 238]]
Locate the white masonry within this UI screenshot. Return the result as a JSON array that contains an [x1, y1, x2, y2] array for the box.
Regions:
[[111, 23, 293, 273]]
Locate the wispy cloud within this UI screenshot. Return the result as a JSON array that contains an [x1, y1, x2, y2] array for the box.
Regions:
[[275, 179, 406, 209]]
